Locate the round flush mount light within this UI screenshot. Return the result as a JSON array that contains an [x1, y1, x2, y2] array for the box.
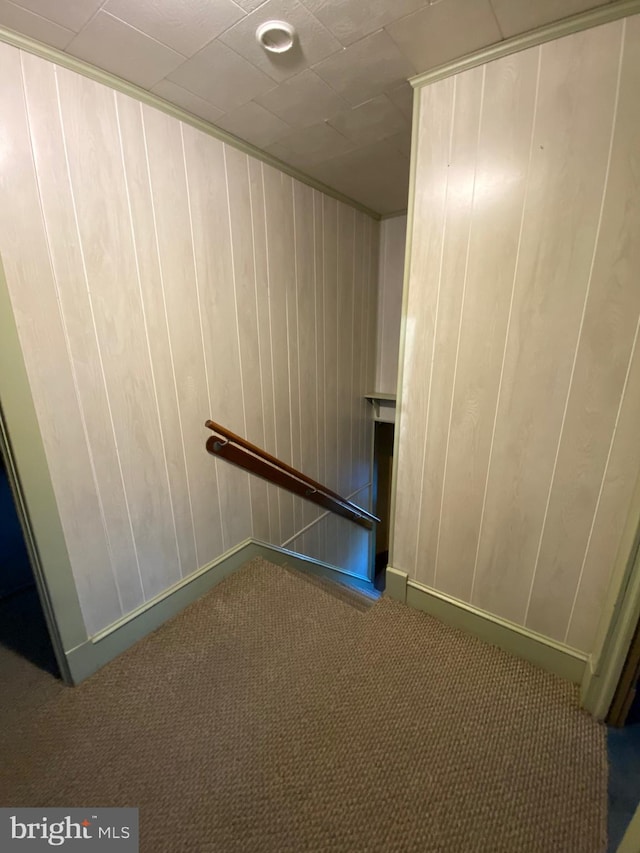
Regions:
[[256, 20, 296, 54]]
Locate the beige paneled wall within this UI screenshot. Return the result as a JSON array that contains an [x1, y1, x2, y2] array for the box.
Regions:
[[375, 214, 407, 395], [392, 15, 640, 654], [0, 43, 378, 636]]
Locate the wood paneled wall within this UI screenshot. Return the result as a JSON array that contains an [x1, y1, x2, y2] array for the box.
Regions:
[[375, 214, 407, 395], [392, 16, 640, 654], [0, 43, 378, 636]]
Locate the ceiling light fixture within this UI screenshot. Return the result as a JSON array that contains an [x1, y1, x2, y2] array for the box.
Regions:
[[256, 20, 296, 54]]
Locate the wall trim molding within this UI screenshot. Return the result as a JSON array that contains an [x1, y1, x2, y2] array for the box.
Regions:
[[385, 566, 409, 602], [380, 210, 408, 221], [0, 25, 380, 222], [385, 567, 587, 684], [66, 538, 375, 684], [410, 0, 640, 90]]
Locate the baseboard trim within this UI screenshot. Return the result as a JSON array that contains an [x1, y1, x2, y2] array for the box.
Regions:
[[385, 566, 409, 602], [66, 538, 375, 684], [386, 568, 587, 684], [580, 658, 604, 717]]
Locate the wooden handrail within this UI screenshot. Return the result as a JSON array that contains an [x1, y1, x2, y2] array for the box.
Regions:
[[206, 419, 379, 523], [205, 420, 379, 531]]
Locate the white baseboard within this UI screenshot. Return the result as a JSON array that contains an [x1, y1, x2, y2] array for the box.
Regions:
[[385, 566, 587, 684]]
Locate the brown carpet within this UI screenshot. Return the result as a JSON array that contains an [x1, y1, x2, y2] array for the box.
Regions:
[[0, 557, 607, 851]]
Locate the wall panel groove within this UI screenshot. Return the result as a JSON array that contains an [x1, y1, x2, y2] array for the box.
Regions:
[[136, 98, 200, 579]]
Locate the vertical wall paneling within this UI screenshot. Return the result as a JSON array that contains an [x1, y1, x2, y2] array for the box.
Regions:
[[523, 25, 630, 640], [351, 213, 364, 495], [262, 165, 295, 545], [224, 144, 270, 542], [314, 190, 327, 559], [434, 48, 540, 603], [322, 196, 339, 566], [359, 217, 375, 497], [142, 108, 224, 565], [562, 15, 640, 651], [361, 216, 378, 512], [366, 220, 380, 500], [56, 67, 181, 601], [115, 93, 197, 584], [287, 177, 303, 539], [0, 45, 121, 635], [375, 215, 407, 396], [393, 77, 455, 576], [392, 16, 640, 653], [181, 122, 253, 551], [248, 159, 280, 544], [415, 65, 485, 591], [0, 40, 378, 634], [565, 322, 640, 651], [23, 55, 142, 616], [472, 23, 622, 625], [294, 181, 320, 532], [337, 204, 355, 498]]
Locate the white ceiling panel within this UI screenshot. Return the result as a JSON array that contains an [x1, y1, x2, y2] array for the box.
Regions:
[[103, 0, 245, 58], [386, 0, 502, 73], [301, 0, 427, 46], [0, 0, 74, 49], [489, 0, 611, 38], [67, 10, 185, 89], [255, 68, 347, 127], [307, 138, 410, 214], [268, 120, 355, 165], [220, 0, 341, 82], [313, 29, 416, 106], [327, 94, 408, 146], [387, 82, 414, 123], [7, 0, 103, 32], [167, 39, 275, 112], [216, 100, 292, 148], [387, 129, 412, 159], [233, 0, 267, 11], [150, 78, 225, 123]]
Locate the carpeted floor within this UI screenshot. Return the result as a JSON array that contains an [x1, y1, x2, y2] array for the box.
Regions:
[[0, 558, 607, 851]]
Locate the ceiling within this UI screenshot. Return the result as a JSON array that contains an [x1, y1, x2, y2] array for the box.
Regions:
[[0, 0, 616, 214]]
